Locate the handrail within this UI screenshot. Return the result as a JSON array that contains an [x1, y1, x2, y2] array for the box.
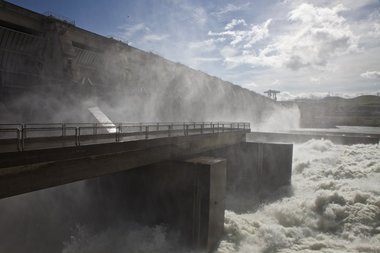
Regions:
[[0, 122, 250, 152]]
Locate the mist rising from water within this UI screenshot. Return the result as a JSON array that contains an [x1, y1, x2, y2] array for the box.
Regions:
[[0, 43, 300, 132]]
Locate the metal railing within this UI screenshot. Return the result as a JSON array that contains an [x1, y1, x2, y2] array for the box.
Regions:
[[0, 122, 250, 152]]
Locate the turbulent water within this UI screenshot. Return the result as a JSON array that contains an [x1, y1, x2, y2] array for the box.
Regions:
[[61, 139, 380, 253], [218, 139, 380, 253]]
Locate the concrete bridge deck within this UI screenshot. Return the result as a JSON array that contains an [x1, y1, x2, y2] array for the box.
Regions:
[[0, 122, 250, 199]]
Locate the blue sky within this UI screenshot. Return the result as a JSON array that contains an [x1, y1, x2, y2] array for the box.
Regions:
[[8, 0, 380, 100]]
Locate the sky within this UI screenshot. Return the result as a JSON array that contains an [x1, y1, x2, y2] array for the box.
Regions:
[[7, 0, 380, 100]]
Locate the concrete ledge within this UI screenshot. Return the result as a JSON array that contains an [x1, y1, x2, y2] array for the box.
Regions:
[[247, 132, 379, 145]]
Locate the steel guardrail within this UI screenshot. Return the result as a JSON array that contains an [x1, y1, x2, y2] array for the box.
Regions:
[[0, 122, 250, 152]]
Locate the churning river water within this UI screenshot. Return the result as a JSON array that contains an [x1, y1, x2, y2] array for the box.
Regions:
[[218, 139, 380, 253]]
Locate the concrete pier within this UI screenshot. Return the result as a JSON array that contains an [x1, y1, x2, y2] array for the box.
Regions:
[[87, 157, 226, 252]]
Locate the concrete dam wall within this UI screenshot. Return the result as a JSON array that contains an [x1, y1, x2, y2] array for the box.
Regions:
[[0, 1, 298, 127]]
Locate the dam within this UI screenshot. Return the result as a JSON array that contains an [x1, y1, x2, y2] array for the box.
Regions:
[[0, 1, 294, 252]]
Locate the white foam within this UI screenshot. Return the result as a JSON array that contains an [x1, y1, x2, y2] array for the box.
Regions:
[[217, 140, 380, 253]]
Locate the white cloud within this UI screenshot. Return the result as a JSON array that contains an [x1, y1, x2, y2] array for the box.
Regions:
[[241, 81, 258, 90], [143, 34, 169, 42], [192, 7, 208, 26], [193, 57, 221, 62], [171, 2, 208, 27], [209, 19, 271, 48], [216, 4, 358, 71], [368, 23, 380, 38], [212, 3, 250, 18], [220, 46, 239, 58], [310, 77, 320, 83], [189, 39, 216, 51], [360, 71, 380, 79], [224, 19, 247, 30], [118, 23, 150, 37]]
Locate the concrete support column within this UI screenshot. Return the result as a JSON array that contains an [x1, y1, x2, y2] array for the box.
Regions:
[[184, 156, 226, 251], [89, 156, 226, 252]]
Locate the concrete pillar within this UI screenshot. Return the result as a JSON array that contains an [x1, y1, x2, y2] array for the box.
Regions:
[[184, 157, 226, 251], [86, 156, 226, 252]]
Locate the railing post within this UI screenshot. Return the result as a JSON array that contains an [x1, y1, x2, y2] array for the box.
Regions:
[[212, 123, 215, 134], [78, 127, 81, 146], [139, 123, 142, 132], [186, 124, 189, 136], [16, 129, 21, 151], [201, 123, 204, 134], [168, 124, 172, 137], [115, 125, 119, 142], [22, 124, 26, 139], [217, 122, 220, 132], [62, 123, 66, 137], [75, 127, 78, 146], [93, 123, 97, 135], [145, 125, 149, 139], [21, 127, 25, 151]]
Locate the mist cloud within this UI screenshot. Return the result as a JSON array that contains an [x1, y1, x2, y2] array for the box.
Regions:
[[360, 70, 380, 79]]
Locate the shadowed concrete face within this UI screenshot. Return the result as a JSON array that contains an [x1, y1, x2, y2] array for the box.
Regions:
[[204, 142, 293, 212], [0, 156, 226, 253]]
